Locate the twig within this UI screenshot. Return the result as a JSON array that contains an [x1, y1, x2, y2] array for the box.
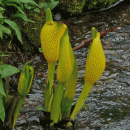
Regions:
[[73, 27, 118, 51]]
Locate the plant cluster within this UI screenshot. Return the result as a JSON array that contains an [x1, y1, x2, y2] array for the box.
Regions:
[[0, 5, 106, 130], [0, 52, 34, 129], [38, 8, 106, 129]]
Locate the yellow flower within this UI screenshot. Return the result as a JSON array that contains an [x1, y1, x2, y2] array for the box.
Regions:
[[85, 32, 106, 84], [40, 21, 67, 63], [57, 28, 74, 83]]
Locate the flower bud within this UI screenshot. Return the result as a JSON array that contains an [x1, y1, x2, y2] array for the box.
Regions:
[[85, 32, 105, 84], [40, 21, 67, 63], [18, 65, 34, 97], [57, 28, 74, 83]]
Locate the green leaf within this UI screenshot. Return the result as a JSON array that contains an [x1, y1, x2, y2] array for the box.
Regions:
[[24, 3, 32, 9], [13, 96, 25, 128], [0, 0, 4, 5], [6, 0, 21, 5], [37, 106, 45, 111], [0, 95, 5, 122], [0, 25, 11, 39], [61, 99, 73, 115], [0, 13, 5, 19], [0, 7, 5, 11], [12, 13, 35, 23], [34, 8, 40, 12], [19, 0, 39, 7], [38, 48, 43, 53], [46, 1, 59, 11], [0, 75, 6, 96], [38, 2, 47, 8], [84, 104, 90, 110], [0, 54, 9, 57], [0, 27, 3, 39], [0, 64, 20, 78], [6, 3, 25, 14], [4, 19, 22, 42]]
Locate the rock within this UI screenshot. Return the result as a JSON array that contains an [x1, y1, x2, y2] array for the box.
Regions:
[[54, 12, 61, 21]]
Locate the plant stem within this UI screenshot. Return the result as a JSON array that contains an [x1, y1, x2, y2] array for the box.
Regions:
[[67, 80, 93, 126], [50, 81, 65, 126], [13, 96, 25, 128], [44, 61, 56, 111]]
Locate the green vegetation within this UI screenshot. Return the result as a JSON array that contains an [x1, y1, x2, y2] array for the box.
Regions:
[[59, 0, 86, 15], [0, 53, 34, 129], [85, 0, 119, 10], [0, 0, 39, 47], [18, 0, 59, 51], [0, 0, 59, 51], [38, 9, 106, 128]]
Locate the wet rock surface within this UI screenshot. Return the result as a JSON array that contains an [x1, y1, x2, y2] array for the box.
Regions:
[[5, 0, 130, 129]]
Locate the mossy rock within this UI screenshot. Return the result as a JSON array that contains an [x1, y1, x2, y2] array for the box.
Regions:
[[18, 1, 46, 52], [84, 0, 120, 11], [58, 0, 120, 15], [18, 0, 120, 52], [59, 0, 86, 15]]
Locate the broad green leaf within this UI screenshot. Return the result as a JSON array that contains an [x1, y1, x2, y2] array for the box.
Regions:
[[4, 19, 22, 42], [12, 13, 35, 23], [0, 95, 5, 122], [0, 75, 6, 96], [61, 54, 77, 116], [51, 81, 65, 125], [0, 64, 20, 78], [6, 3, 25, 14]]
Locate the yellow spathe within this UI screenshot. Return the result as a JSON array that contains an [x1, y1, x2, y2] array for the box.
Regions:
[[85, 32, 106, 84], [40, 21, 67, 63], [57, 28, 74, 83]]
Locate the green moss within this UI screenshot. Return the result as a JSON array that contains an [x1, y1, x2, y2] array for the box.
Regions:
[[17, 1, 46, 52], [85, 0, 119, 10], [59, 0, 86, 15]]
